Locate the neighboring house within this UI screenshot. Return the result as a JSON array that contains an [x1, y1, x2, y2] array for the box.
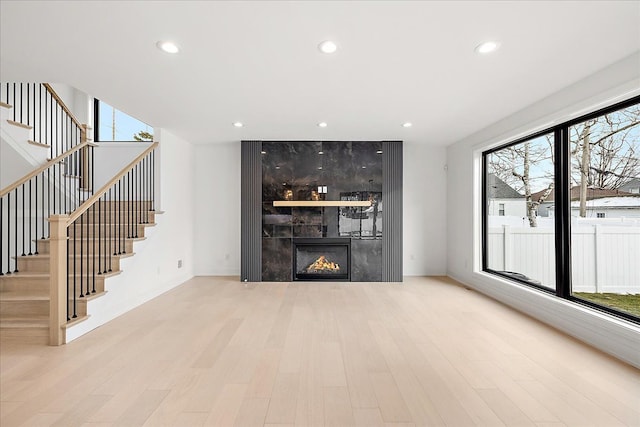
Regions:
[[619, 177, 640, 194], [569, 196, 640, 218], [532, 186, 634, 217], [486, 173, 525, 217]]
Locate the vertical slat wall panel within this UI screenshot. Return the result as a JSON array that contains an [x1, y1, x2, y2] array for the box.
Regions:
[[241, 140, 262, 281], [382, 140, 403, 282]]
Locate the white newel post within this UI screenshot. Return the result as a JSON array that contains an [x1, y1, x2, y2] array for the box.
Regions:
[[49, 215, 69, 345]]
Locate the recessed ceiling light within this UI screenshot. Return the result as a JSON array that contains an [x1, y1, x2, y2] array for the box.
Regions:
[[318, 166, 323, 170], [318, 151, 324, 155], [376, 150, 383, 154], [233, 122, 244, 128], [361, 166, 367, 169], [318, 122, 328, 128], [260, 151, 266, 154], [475, 41, 500, 54], [156, 41, 180, 54], [318, 40, 338, 54], [402, 122, 412, 128]]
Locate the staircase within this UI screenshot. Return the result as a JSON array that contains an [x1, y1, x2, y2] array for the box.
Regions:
[[0, 204, 156, 344], [0, 83, 158, 345]]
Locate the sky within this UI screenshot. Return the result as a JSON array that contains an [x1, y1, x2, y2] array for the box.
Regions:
[[98, 100, 152, 141]]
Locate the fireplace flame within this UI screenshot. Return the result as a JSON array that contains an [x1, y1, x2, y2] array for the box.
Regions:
[[305, 255, 340, 273]]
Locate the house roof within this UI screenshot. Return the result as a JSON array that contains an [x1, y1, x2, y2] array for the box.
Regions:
[[619, 178, 640, 193], [530, 186, 633, 203], [1, 2, 639, 147], [487, 174, 523, 199], [569, 196, 640, 209]]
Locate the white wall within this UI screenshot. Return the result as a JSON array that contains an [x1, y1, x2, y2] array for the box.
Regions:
[[403, 143, 447, 275], [193, 142, 241, 276], [446, 52, 640, 367], [48, 83, 92, 127], [66, 128, 195, 342], [191, 141, 448, 277], [93, 142, 151, 189]]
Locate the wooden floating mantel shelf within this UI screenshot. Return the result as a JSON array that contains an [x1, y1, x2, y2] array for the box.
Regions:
[[273, 200, 372, 207]]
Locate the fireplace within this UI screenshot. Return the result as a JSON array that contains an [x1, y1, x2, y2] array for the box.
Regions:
[[293, 238, 351, 281]]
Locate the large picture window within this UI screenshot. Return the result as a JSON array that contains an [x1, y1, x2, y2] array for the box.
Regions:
[[485, 133, 556, 290], [483, 96, 640, 323]]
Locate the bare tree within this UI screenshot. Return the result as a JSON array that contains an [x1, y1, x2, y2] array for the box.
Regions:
[[488, 135, 554, 227], [571, 105, 640, 216]]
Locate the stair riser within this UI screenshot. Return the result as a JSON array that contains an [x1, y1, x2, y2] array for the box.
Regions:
[[0, 276, 48, 293], [86, 202, 153, 210], [16, 257, 121, 273], [68, 225, 147, 238], [1, 300, 88, 318], [0, 276, 107, 294], [35, 240, 136, 255], [0, 327, 49, 344], [81, 210, 155, 223], [0, 300, 49, 318]]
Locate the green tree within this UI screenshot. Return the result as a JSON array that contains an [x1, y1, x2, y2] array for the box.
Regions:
[[133, 130, 153, 142]]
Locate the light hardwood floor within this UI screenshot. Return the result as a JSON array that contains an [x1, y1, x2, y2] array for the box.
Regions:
[[1, 276, 639, 426]]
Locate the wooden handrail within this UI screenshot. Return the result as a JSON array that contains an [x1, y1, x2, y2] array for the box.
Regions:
[[0, 141, 96, 197], [67, 142, 158, 225], [42, 83, 83, 129]]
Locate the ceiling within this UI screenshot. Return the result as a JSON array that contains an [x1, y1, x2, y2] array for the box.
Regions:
[[1, 1, 639, 147]]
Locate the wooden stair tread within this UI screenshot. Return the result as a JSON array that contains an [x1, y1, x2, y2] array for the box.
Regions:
[[27, 140, 51, 149], [0, 101, 12, 109], [0, 272, 48, 278], [64, 315, 89, 328], [16, 253, 136, 259], [0, 271, 122, 278], [84, 290, 107, 301], [6, 119, 33, 129]]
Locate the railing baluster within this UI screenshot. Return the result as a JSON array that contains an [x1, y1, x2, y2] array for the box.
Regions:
[[92, 200, 96, 294], [34, 174, 38, 254], [14, 188, 18, 272], [98, 197, 102, 274], [39, 84, 42, 144], [127, 171, 132, 239], [136, 163, 140, 238], [85, 211, 90, 297], [109, 188, 112, 271], [12, 83, 16, 121], [66, 227, 70, 321], [151, 149, 155, 212], [26, 83, 29, 127], [28, 180, 32, 255], [19, 83, 23, 123], [21, 184, 26, 256], [72, 222, 77, 318], [79, 209, 84, 298], [6, 193, 10, 274]]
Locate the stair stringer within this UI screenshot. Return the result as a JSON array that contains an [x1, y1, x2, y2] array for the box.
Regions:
[[64, 212, 185, 343]]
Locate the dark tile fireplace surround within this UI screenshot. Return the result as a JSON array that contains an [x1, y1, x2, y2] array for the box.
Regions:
[[241, 140, 402, 282]]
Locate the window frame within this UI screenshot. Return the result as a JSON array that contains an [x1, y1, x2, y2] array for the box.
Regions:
[[482, 95, 640, 324]]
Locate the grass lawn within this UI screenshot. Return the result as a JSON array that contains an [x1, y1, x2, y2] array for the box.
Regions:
[[574, 293, 640, 317]]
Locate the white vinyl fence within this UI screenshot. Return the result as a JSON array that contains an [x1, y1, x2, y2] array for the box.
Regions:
[[488, 225, 640, 293]]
